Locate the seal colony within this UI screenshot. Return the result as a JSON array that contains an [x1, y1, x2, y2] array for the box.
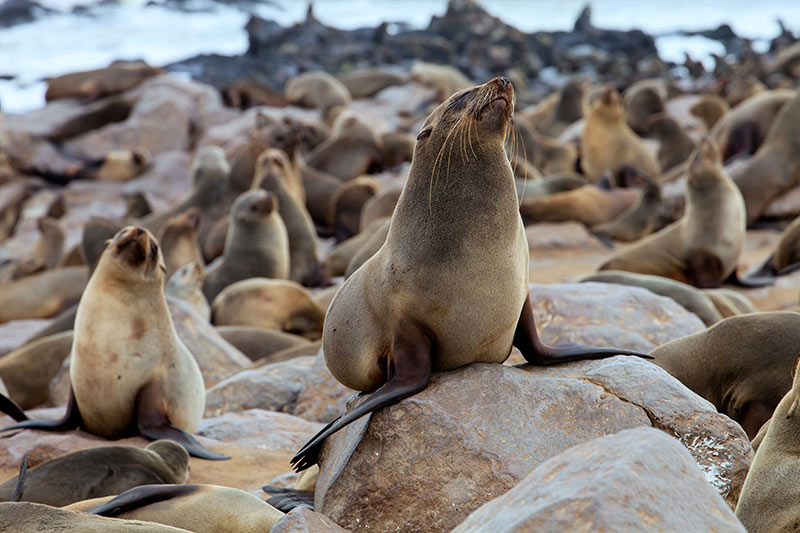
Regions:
[[291, 78, 652, 471]]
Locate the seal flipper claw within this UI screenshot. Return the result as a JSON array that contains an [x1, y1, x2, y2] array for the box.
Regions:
[[1, 389, 81, 432], [136, 383, 229, 461], [291, 320, 432, 472], [0, 392, 29, 423], [513, 294, 653, 363]]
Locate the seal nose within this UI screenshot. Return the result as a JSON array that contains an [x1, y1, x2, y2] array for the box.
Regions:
[[498, 77, 510, 88]]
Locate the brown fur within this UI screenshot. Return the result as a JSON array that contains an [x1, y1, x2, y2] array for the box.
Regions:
[[215, 326, 311, 363], [649, 113, 696, 172], [9, 217, 65, 280], [306, 111, 381, 181], [45, 61, 163, 101], [519, 185, 638, 226], [330, 176, 380, 241], [0, 267, 88, 323], [0, 330, 73, 409], [591, 179, 662, 241], [157, 208, 204, 280], [690, 95, 729, 131], [285, 71, 351, 114], [0, 501, 188, 532]]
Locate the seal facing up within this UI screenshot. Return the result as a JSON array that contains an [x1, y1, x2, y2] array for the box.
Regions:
[[291, 78, 651, 471], [1, 227, 226, 460]]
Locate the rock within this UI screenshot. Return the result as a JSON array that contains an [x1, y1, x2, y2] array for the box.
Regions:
[[0, 0, 53, 28], [121, 150, 192, 211], [0, 318, 54, 355], [531, 283, 706, 351], [197, 409, 322, 452], [292, 353, 357, 424], [168, 299, 251, 388], [204, 356, 314, 417], [525, 222, 607, 251], [271, 508, 351, 533], [452, 427, 745, 532], [315, 357, 751, 531]]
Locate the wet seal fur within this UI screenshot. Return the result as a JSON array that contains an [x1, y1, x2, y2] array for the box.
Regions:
[[0, 226, 227, 460], [291, 78, 652, 471]]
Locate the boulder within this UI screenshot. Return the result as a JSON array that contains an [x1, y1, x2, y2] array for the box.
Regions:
[[531, 283, 705, 351], [452, 427, 745, 532], [292, 353, 356, 424], [204, 356, 315, 417], [197, 409, 323, 453], [315, 357, 751, 532], [271, 508, 351, 533]]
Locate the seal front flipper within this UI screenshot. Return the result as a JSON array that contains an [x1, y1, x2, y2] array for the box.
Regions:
[[513, 294, 653, 364], [262, 485, 314, 512], [135, 383, 230, 461], [1, 388, 81, 432], [87, 484, 199, 517], [0, 392, 28, 423], [290, 320, 432, 472]]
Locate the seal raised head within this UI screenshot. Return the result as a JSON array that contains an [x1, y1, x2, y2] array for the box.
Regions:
[[291, 77, 651, 471]]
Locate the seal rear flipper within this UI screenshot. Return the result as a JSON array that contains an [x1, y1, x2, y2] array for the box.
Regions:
[[1, 388, 81, 432], [723, 269, 775, 288], [290, 320, 432, 472], [262, 486, 314, 512], [0, 392, 28, 423], [87, 484, 199, 517], [513, 294, 653, 364], [135, 384, 230, 461]]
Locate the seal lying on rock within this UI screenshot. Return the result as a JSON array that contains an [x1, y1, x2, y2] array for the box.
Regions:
[[291, 78, 651, 471]]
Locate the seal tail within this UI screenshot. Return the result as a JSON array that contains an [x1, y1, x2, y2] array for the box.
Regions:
[[0, 392, 28, 423], [262, 486, 314, 512], [290, 320, 432, 472], [513, 293, 654, 363]]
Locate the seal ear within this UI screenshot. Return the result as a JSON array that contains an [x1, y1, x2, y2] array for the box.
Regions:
[[416, 126, 432, 141]]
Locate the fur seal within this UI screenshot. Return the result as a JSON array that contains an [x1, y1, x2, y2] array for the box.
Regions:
[[689, 94, 729, 131], [45, 61, 163, 101], [581, 87, 660, 183], [211, 278, 325, 341], [747, 216, 800, 278], [166, 263, 211, 321], [285, 71, 351, 114], [3, 217, 65, 281], [703, 288, 759, 318], [305, 111, 381, 181], [344, 218, 391, 278], [519, 184, 639, 227], [599, 139, 745, 288], [295, 153, 342, 228], [710, 88, 795, 162], [360, 186, 402, 231], [330, 176, 379, 241], [157, 208, 204, 280], [215, 326, 311, 363], [649, 113, 695, 172], [252, 149, 322, 286], [379, 131, 415, 168], [578, 271, 723, 327], [323, 218, 389, 278], [337, 68, 406, 99], [0, 440, 189, 506], [0, 501, 190, 532], [81, 483, 283, 533], [0, 266, 88, 324], [735, 355, 800, 531], [522, 79, 585, 138], [409, 62, 473, 100], [730, 91, 800, 223], [202, 189, 290, 302], [622, 79, 668, 135], [651, 312, 800, 438], [291, 78, 651, 471], [0, 330, 73, 409], [590, 175, 662, 242], [1, 226, 227, 460]]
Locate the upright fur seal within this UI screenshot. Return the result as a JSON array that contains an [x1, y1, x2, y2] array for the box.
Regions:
[[735, 355, 800, 531], [599, 139, 745, 288], [291, 78, 651, 471], [202, 189, 290, 302], [1, 227, 226, 460]]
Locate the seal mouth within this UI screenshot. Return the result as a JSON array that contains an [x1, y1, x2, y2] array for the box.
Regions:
[[476, 77, 514, 125]]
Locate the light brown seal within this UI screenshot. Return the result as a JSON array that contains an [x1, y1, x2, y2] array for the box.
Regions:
[[649, 113, 696, 172], [6, 217, 65, 281], [157, 207, 204, 279], [81, 483, 283, 533], [295, 152, 342, 228], [215, 326, 311, 363], [329, 176, 380, 241], [599, 139, 745, 288], [337, 68, 406, 99], [0, 330, 73, 409], [202, 189, 290, 302], [285, 71, 351, 114], [735, 354, 800, 531], [519, 184, 639, 227], [651, 311, 800, 438], [45, 61, 163, 101], [291, 77, 651, 471], [252, 149, 322, 286], [703, 288, 759, 318], [0, 266, 88, 324], [747, 215, 800, 278], [1, 226, 227, 460], [581, 87, 661, 183], [0, 440, 189, 506], [0, 501, 190, 532], [305, 111, 381, 181], [590, 170, 662, 242], [323, 217, 389, 278], [689, 94, 729, 131], [166, 262, 210, 321], [211, 278, 325, 340], [730, 91, 800, 223]]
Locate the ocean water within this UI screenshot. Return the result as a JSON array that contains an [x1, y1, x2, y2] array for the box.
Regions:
[[0, 0, 798, 113]]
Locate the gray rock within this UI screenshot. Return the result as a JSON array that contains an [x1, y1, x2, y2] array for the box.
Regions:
[[271, 508, 351, 533], [197, 409, 323, 452]]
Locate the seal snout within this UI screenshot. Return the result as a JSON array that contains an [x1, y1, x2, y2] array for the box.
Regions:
[[113, 225, 157, 267]]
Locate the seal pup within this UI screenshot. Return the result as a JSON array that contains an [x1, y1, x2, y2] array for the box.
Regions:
[[649, 113, 695, 172], [0, 440, 189, 506], [580, 87, 660, 183], [622, 79, 668, 135], [599, 139, 745, 288], [651, 312, 800, 439], [0, 330, 73, 409], [735, 355, 800, 531], [81, 483, 283, 533], [329, 176, 379, 242], [730, 91, 800, 224], [202, 189, 290, 302], [166, 263, 210, 321], [294, 152, 342, 228], [291, 78, 652, 471], [252, 149, 322, 286], [0, 266, 88, 324], [305, 111, 381, 181], [157, 208, 204, 280], [590, 170, 662, 242], [1, 227, 227, 460]]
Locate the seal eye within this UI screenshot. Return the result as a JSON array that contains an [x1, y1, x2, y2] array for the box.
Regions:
[[416, 127, 432, 141]]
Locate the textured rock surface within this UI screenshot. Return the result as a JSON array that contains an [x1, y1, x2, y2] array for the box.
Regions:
[[292, 352, 356, 424], [197, 409, 323, 452], [204, 356, 315, 417], [452, 427, 746, 532], [531, 283, 706, 351], [168, 298, 251, 388], [271, 508, 351, 533], [316, 358, 751, 532]]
